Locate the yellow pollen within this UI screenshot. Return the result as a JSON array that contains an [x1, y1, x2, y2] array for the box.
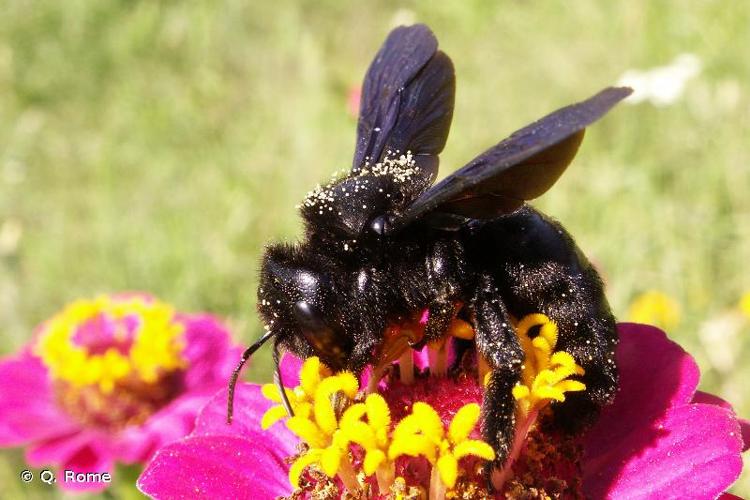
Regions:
[[511, 314, 586, 417], [35, 295, 186, 393]]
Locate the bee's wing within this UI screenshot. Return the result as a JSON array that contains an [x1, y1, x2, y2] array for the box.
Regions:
[[388, 87, 632, 232], [353, 24, 455, 184]]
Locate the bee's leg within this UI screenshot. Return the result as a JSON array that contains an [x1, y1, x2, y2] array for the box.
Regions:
[[548, 314, 618, 434], [542, 275, 617, 435], [348, 331, 382, 376], [504, 261, 618, 434], [410, 300, 457, 377], [423, 300, 455, 341], [422, 239, 467, 344], [401, 239, 466, 375], [470, 274, 524, 475]]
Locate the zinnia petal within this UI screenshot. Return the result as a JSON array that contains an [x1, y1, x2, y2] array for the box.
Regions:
[[280, 352, 303, 387], [59, 442, 115, 492], [692, 391, 750, 452], [25, 429, 107, 468], [0, 354, 78, 445], [116, 391, 217, 463], [193, 383, 296, 452], [583, 323, 744, 499], [26, 430, 113, 492], [176, 314, 243, 390], [584, 323, 699, 458], [585, 403, 743, 499], [137, 434, 292, 499]]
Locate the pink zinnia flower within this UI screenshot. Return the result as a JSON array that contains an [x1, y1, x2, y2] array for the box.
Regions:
[[0, 294, 242, 492], [138, 323, 749, 499]]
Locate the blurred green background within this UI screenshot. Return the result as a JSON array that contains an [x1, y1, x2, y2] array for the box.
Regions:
[[1, 0, 748, 497]]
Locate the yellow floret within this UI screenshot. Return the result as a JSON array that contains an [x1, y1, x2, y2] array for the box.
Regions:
[[389, 402, 495, 489], [339, 393, 392, 475], [512, 314, 586, 417], [273, 363, 362, 487], [260, 356, 332, 429]]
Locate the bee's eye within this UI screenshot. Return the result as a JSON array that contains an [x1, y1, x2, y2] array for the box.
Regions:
[[293, 300, 326, 332], [293, 300, 348, 368]]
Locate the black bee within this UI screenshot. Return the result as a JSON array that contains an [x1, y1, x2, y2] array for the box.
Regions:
[[228, 24, 630, 475]]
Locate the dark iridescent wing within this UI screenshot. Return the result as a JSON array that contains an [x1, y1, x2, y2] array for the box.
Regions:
[[388, 87, 632, 232], [353, 24, 455, 183]]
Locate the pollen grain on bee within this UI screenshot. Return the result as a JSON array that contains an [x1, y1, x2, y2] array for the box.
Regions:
[[299, 151, 417, 212]]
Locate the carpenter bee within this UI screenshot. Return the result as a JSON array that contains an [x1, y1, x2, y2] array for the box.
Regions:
[[228, 24, 630, 476]]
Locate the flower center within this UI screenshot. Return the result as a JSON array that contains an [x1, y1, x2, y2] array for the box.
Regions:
[[35, 295, 187, 429], [263, 359, 493, 499], [263, 313, 588, 499]]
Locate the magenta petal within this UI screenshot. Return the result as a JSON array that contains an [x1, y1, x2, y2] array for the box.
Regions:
[[58, 442, 114, 492], [178, 314, 243, 391], [116, 391, 214, 463], [25, 430, 114, 492], [413, 345, 430, 370], [584, 403, 743, 499], [412, 337, 457, 372], [692, 391, 750, 453], [137, 434, 292, 499], [584, 323, 700, 462], [0, 355, 79, 445], [26, 430, 107, 466], [194, 383, 297, 452], [584, 324, 744, 499], [692, 390, 734, 410], [279, 352, 302, 387], [740, 418, 750, 453]]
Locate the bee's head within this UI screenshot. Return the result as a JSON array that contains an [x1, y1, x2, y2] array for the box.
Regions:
[[257, 244, 352, 371], [298, 152, 431, 255]]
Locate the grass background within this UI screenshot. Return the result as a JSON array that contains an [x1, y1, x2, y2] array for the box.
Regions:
[[0, 0, 748, 497]]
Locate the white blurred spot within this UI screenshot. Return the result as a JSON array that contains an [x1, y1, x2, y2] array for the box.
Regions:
[[698, 311, 744, 374], [0, 218, 23, 256], [617, 54, 702, 106], [390, 8, 417, 28]]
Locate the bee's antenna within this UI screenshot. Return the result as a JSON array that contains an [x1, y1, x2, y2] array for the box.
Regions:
[[273, 339, 295, 417], [227, 329, 275, 424]]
